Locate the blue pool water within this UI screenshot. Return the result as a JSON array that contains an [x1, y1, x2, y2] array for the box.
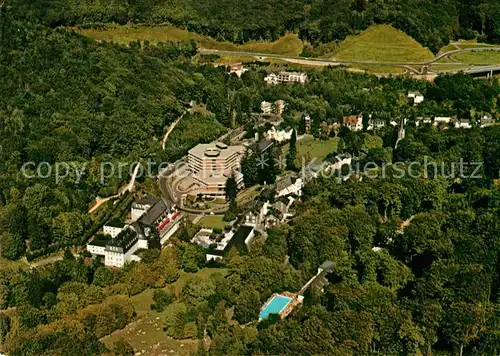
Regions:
[[259, 295, 292, 320]]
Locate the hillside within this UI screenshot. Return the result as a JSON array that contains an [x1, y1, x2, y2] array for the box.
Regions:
[[80, 26, 304, 56], [7, 0, 500, 53], [332, 25, 435, 63]]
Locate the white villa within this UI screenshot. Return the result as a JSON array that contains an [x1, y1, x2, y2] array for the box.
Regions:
[[228, 63, 248, 77], [276, 176, 303, 197], [264, 71, 308, 85], [343, 114, 363, 131]]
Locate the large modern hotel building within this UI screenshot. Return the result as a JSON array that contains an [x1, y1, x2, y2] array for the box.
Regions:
[[187, 142, 245, 196]]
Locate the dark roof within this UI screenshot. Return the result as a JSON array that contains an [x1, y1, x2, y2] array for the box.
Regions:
[[139, 199, 169, 226], [276, 176, 295, 192], [105, 218, 125, 228], [251, 139, 274, 153], [134, 196, 161, 206], [106, 228, 138, 253], [205, 225, 254, 257], [273, 201, 288, 214], [88, 238, 109, 247]]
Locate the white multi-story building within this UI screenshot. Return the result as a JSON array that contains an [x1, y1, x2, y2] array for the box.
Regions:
[[367, 118, 386, 130], [261, 100, 286, 115], [131, 196, 160, 222], [103, 220, 126, 238], [261, 101, 273, 114], [264, 71, 308, 85], [188, 142, 245, 196], [87, 197, 181, 268]]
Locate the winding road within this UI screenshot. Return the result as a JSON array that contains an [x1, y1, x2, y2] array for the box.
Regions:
[[88, 162, 141, 214], [200, 43, 500, 76]]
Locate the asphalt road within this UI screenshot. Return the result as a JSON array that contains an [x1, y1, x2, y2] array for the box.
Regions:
[[200, 44, 500, 75]]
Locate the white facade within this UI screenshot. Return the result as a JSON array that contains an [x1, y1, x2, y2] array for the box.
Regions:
[[229, 63, 248, 77], [277, 178, 303, 197], [455, 119, 472, 129], [481, 115, 495, 127], [87, 196, 181, 269], [104, 239, 140, 268], [131, 206, 147, 222], [408, 91, 424, 105], [103, 224, 125, 238], [328, 155, 352, 172], [264, 72, 307, 85], [188, 143, 245, 196], [87, 244, 105, 256], [266, 127, 293, 143], [367, 119, 385, 130], [415, 117, 432, 127], [261, 101, 272, 114], [343, 114, 363, 131], [434, 117, 452, 126]]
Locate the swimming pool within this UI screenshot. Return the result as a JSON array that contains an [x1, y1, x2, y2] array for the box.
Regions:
[[259, 295, 292, 320]]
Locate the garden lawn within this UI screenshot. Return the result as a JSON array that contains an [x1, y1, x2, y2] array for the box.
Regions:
[[198, 215, 226, 230], [284, 135, 339, 166]]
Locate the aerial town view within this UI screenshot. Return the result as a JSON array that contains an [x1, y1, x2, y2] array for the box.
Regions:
[[1, 0, 500, 355]]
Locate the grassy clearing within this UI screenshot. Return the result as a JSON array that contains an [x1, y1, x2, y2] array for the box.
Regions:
[[78, 25, 303, 56], [0, 258, 28, 270], [214, 55, 260, 65], [285, 135, 339, 165], [79, 25, 205, 43], [350, 64, 405, 74], [431, 64, 471, 72], [452, 50, 500, 65], [236, 33, 303, 56], [331, 25, 434, 63], [198, 215, 226, 230], [438, 43, 459, 55], [102, 268, 227, 355], [236, 186, 261, 203]]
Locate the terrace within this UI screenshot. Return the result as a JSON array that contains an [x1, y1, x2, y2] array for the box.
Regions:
[[259, 292, 303, 321]]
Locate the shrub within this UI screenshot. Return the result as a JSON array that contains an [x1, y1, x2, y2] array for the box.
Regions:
[[150, 289, 174, 312]]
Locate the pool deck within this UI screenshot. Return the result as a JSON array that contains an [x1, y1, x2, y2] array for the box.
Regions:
[[259, 292, 303, 321]]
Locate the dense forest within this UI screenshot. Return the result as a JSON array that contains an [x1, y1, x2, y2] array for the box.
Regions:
[[7, 0, 500, 52], [1, 11, 500, 260], [1, 126, 500, 355], [1, 6, 500, 353]]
